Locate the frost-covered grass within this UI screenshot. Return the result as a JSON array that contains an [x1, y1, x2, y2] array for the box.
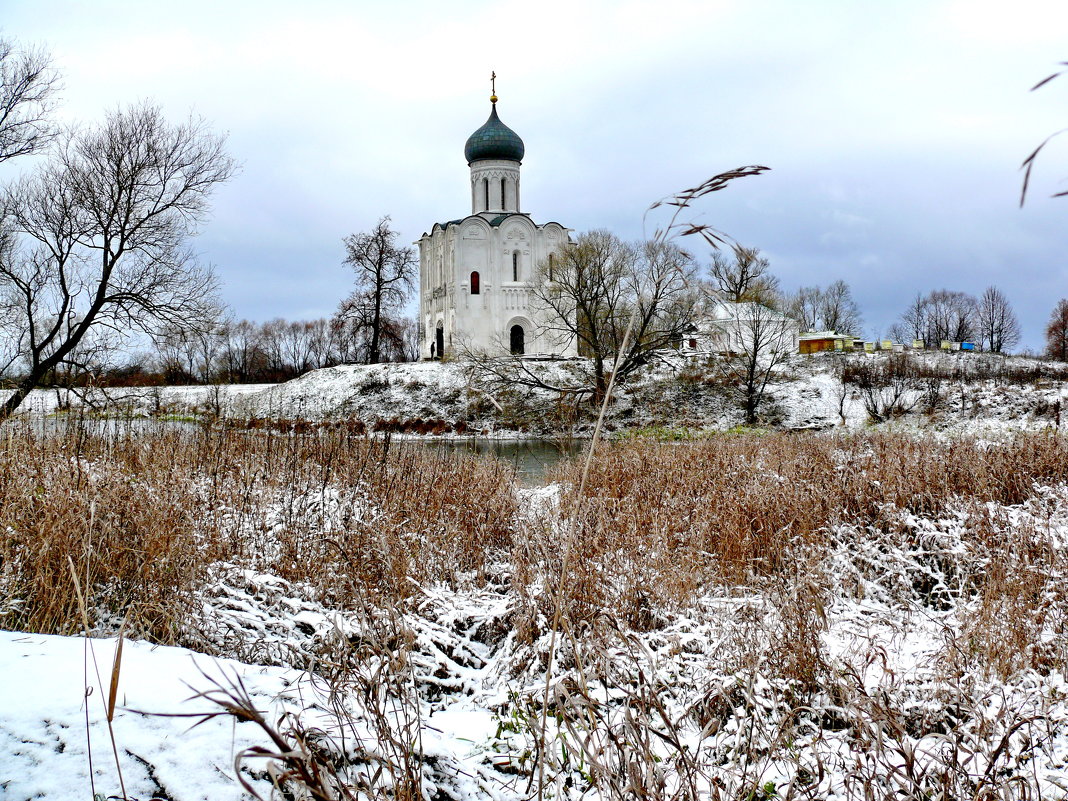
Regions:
[[5, 419, 1068, 798]]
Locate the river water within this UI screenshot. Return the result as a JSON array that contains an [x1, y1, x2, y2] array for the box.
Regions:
[[25, 416, 589, 487], [24, 414, 588, 486], [412, 438, 588, 485]]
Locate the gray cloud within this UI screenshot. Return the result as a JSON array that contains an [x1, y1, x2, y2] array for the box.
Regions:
[[3, 0, 1066, 350]]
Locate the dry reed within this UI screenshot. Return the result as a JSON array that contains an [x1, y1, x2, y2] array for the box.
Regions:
[[6, 415, 1068, 800], [0, 414, 517, 641]]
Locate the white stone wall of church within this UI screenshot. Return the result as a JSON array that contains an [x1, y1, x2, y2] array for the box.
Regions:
[[418, 215, 577, 359]]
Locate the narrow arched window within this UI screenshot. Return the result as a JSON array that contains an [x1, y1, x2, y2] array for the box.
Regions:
[[548, 253, 554, 281], [483, 178, 489, 210], [512, 251, 519, 282], [470, 270, 480, 294], [501, 177, 507, 209]]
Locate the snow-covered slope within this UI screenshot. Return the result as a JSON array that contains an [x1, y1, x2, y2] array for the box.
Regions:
[[236, 362, 474, 422], [5, 352, 1068, 435]]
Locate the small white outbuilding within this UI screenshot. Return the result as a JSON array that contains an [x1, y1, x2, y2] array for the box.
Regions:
[[687, 297, 800, 356]]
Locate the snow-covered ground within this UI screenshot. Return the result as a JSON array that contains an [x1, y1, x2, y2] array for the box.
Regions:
[[0, 383, 274, 419], [0, 630, 296, 800], [6, 485, 1068, 799], [6, 351, 1068, 436], [6, 352, 1068, 798]]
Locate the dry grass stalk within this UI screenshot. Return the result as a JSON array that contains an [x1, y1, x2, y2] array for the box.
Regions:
[[1, 414, 517, 640], [68, 554, 128, 801]]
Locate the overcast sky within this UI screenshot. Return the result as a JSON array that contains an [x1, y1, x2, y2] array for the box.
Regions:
[[2, 0, 1066, 349]]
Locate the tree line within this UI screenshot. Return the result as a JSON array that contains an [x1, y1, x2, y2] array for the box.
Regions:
[[146, 315, 418, 386], [885, 287, 1021, 353], [90, 215, 421, 386]]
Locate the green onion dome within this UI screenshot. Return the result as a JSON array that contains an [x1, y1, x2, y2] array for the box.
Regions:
[[464, 103, 525, 164]]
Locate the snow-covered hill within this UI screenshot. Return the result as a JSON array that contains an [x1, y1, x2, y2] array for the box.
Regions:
[[231, 351, 1068, 435], [4, 352, 1068, 437]]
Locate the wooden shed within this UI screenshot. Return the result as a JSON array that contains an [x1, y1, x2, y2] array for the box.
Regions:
[[799, 331, 853, 355]]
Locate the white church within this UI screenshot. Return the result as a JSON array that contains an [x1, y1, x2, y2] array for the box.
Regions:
[[418, 90, 577, 360]]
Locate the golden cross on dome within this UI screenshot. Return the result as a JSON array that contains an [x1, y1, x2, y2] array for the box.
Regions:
[[490, 71, 497, 104]]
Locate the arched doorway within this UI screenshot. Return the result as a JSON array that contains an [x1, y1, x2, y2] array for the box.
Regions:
[[510, 324, 525, 355], [435, 324, 445, 360]]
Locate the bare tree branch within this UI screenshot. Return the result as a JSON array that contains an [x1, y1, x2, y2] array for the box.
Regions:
[[0, 36, 61, 163], [708, 245, 780, 305]]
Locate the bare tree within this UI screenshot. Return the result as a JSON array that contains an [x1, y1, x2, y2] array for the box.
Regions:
[[0, 103, 236, 419], [896, 293, 929, 344], [153, 301, 227, 383], [153, 325, 199, 383], [1046, 299, 1068, 361], [304, 317, 335, 369], [927, 289, 977, 344], [819, 279, 863, 335], [712, 299, 796, 424], [708, 245, 780, 305], [787, 285, 822, 331], [0, 36, 60, 163], [892, 289, 977, 347], [976, 285, 1021, 353], [377, 315, 417, 363], [337, 216, 417, 364], [218, 319, 266, 383], [279, 319, 317, 376], [399, 316, 420, 363], [520, 231, 699, 402], [330, 316, 365, 365], [786, 280, 862, 334], [259, 317, 289, 377]]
